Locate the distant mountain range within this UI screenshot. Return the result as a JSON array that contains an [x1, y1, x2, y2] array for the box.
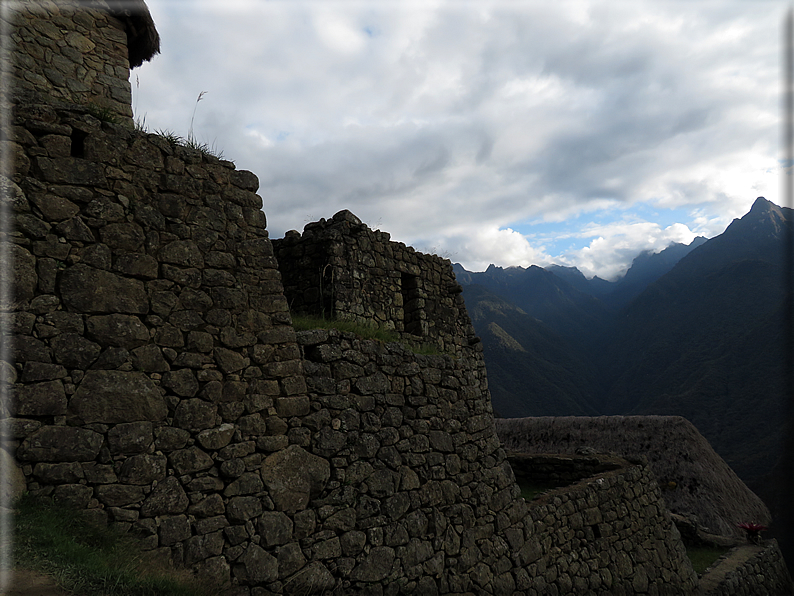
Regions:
[[456, 197, 791, 533]]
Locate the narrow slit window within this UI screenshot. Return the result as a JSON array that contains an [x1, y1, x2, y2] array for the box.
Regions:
[[401, 272, 423, 336]]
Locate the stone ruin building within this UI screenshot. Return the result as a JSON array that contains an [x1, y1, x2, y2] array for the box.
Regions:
[[4, 0, 160, 124], [273, 210, 474, 353], [1, 2, 792, 594]]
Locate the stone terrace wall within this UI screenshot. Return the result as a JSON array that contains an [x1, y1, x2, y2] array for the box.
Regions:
[[496, 416, 771, 540], [274, 211, 473, 353], [4, 1, 135, 123], [3, 102, 307, 589], [700, 542, 794, 596], [295, 328, 700, 595], [296, 327, 522, 594], [519, 461, 698, 595]]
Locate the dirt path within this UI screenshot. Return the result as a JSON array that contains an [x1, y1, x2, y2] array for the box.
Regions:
[[1, 569, 70, 596]]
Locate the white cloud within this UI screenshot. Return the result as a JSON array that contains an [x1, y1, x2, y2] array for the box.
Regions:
[[559, 220, 700, 280], [421, 226, 552, 273], [134, 0, 788, 278]]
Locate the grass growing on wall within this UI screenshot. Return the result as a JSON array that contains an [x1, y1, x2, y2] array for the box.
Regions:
[[292, 314, 401, 343], [12, 494, 219, 596], [516, 480, 560, 502], [292, 314, 442, 355], [686, 544, 732, 575]]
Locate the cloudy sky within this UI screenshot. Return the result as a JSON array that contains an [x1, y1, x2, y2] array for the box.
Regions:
[[133, 0, 786, 280]]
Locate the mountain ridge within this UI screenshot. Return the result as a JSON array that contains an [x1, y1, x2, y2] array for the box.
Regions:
[[455, 196, 790, 495]]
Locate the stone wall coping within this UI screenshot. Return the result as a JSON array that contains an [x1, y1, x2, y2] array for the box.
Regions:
[[526, 459, 636, 506]]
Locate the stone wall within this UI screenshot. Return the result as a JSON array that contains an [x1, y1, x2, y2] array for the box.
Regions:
[[289, 327, 702, 595], [5, 0, 137, 124], [496, 416, 771, 540], [700, 541, 794, 596], [274, 212, 472, 354], [517, 461, 699, 595], [295, 326, 524, 594], [3, 102, 307, 589]]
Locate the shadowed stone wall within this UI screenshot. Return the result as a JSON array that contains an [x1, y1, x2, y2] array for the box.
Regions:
[[3, 0, 143, 124], [495, 416, 772, 540], [3, 101, 308, 588], [274, 211, 471, 354], [700, 542, 793, 596]]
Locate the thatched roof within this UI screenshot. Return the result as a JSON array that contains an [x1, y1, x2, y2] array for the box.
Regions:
[[105, 0, 160, 68], [496, 416, 771, 539]]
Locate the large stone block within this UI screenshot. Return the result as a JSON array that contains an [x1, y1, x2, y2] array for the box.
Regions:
[[86, 314, 149, 349], [236, 544, 277, 584], [118, 453, 167, 485], [173, 399, 216, 431], [169, 446, 214, 475], [70, 370, 167, 423], [60, 264, 148, 314], [36, 156, 107, 186], [140, 476, 189, 517], [159, 240, 204, 268], [14, 380, 67, 416], [17, 426, 102, 462], [50, 333, 101, 369], [261, 445, 330, 513]]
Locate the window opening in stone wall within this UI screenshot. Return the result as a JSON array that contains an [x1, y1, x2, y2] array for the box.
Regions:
[[401, 272, 423, 336], [70, 129, 88, 157]]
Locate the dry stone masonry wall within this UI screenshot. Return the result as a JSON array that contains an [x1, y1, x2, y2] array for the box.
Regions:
[[700, 542, 794, 596], [295, 327, 524, 594], [2, 102, 309, 589], [274, 212, 473, 354], [518, 463, 698, 595], [4, 0, 142, 124]]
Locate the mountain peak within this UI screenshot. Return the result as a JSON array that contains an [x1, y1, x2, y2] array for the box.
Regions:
[[750, 196, 772, 212], [732, 197, 788, 239]]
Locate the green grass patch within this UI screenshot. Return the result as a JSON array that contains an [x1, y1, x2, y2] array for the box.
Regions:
[[13, 494, 218, 596], [686, 544, 731, 575], [517, 480, 559, 501], [291, 314, 442, 355], [292, 314, 401, 342]]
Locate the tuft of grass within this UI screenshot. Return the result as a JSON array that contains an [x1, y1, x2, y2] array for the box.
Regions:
[[134, 114, 148, 133], [85, 103, 121, 124], [183, 135, 225, 160], [686, 544, 732, 575], [154, 128, 185, 145], [12, 493, 220, 596]]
